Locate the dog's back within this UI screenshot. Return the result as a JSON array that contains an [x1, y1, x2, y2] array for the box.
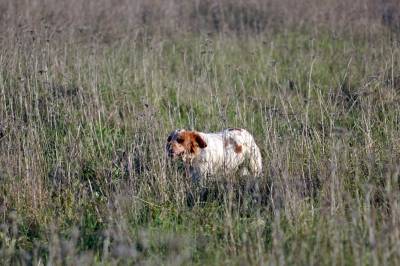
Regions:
[[194, 128, 263, 177]]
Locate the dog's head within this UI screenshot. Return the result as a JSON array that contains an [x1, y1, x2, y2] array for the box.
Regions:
[[165, 129, 207, 161]]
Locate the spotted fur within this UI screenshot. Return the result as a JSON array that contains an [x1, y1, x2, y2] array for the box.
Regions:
[[166, 128, 263, 182]]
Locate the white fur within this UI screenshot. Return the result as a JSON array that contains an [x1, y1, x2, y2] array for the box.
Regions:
[[173, 129, 263, 182]]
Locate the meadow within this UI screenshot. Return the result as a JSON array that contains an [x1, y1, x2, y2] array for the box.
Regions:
[[1, 0, 400, 265]]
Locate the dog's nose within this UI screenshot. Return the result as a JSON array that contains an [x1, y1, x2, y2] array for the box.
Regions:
[[166, 146, 173, 157], [167, 150, 174, 158]]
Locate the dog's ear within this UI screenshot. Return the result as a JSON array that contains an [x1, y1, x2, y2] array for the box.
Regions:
[[194, 133, 207, 149]]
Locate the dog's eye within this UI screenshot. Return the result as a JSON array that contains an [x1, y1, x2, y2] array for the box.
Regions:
[[177, 137, 184, 144]]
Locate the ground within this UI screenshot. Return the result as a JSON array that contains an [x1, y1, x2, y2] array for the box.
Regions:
[[1, 0, 400, 265]]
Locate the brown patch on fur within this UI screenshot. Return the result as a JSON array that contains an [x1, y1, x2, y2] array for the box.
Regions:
[[234, 144, 242, 153], [228, 128, 243, 131], [224, 138, 242, 153], [166, 130, 207, 161], [179, 131, 207, 154], [224, 138, 230, 148]]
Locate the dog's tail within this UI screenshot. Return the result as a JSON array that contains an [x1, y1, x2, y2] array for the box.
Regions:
[[249, 138, 263, 177]]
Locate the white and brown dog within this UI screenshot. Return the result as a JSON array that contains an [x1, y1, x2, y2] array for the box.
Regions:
[[166, 128, 262, 182]]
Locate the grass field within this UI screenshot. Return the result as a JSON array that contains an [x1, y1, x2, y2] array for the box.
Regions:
[[1, 0, 400, 265]]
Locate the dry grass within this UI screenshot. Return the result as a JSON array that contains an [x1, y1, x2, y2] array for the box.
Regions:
[[1, 0, 400, 265]]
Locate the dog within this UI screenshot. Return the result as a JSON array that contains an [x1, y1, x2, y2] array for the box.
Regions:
[[166, 128, 262, 182]]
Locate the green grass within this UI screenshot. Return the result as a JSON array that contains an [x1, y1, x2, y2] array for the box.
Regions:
[[1, 17, 400, 265]]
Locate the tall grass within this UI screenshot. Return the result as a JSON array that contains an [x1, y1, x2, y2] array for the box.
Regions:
[[1, 0, 400, 265]]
